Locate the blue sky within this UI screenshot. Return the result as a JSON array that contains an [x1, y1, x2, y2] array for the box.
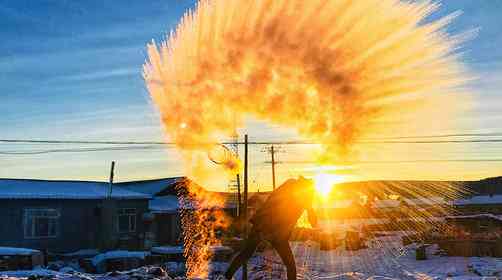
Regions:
[[1, 1, 501, 188]]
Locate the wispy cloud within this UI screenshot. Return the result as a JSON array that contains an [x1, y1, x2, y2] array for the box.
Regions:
[[62, 67, 139, 82]]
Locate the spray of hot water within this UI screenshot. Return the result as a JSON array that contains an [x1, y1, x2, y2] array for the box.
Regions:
[[144, 0, 471, 277]]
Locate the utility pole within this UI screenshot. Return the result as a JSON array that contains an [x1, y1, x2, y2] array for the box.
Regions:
[[271, 146, 276, 190], [262, 145, 283, 191], [228, 126, 240, 216], [108, 161, 115, 198], [236, 173, 241, 217], [102, 161, 116, 250], [242, 134, 249, 280]]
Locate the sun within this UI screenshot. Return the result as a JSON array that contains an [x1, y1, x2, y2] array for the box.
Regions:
[[313, 173, 345, 198]]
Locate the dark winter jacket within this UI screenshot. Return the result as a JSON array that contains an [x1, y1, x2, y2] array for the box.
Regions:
[[250, 177, 318, 241]]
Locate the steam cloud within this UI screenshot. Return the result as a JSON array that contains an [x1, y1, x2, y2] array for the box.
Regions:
[[143, 0, 471, 277], [144, 0, 470, 166]]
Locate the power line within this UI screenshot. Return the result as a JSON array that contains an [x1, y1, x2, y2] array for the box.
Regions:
[[2, 145, 501, 163], [266, 159, 502, 164], [361, 139, 502, 144], [2, 137, 502, 146], [0, 145, 162, 155], [368, 132, 502, 139], [2, 132, 502, 156], [0, 139, 168, 145]]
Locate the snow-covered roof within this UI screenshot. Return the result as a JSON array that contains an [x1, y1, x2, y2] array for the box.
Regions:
[[61, 249, 99, 257], [149, 196, 181, 213], [372, 197, 446, 209], [445, 213, 502, 222], [319, 199, 354, 209], [91, 250, 149, 265], [118, 177, 183, 196], [396, 217, 445, 223], [403, 196, 446, 206], [151, 246, 183, 255], [0, 247, 41, 256], [0, 179, 152, 200], [148, 195, 235, 213], [453, 195, 502, 206], [372, 199, 400, 209]]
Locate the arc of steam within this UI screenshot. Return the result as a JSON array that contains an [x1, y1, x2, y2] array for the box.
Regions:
[[143, 0, 472, 277], [144, 0, 470, 161]]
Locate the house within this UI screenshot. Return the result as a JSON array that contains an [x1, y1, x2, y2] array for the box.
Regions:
[[0, 179, 152, 253], [445, 214, 502, 235], [437, 214, 502, 257], [453, 195, 502, 215], [448, 176, 502, 215], [119, 177, 241, 247], [318, 199, 371, 220], [371, 199, 401, 214], [118, 177, 184, 246], [402, 196, 448, 215]]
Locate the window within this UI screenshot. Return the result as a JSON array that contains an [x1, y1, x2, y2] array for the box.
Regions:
[[117, 208, 136, 233], [24, 209, 60, 238]]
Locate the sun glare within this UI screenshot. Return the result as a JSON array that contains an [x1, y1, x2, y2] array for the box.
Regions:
[[314, 173, 345, 198]]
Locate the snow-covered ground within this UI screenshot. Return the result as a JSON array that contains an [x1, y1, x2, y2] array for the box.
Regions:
[[2, 235, 502, 279], [238, 236, 501, 280], [226, 234, 502, 280]]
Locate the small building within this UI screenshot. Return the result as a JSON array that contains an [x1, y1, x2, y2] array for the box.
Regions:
[[445, 214, 502, 235], [371, 199, 401, 216], [370, 196, 448, 219], [120, 177, 240, 247], [453, 195, 502, 215], [438, 214, 502, 257], [119, 177, 184, 246], [320, 199, 369, 220], [0, 247, 44, 271], [148, 195, 184, 245], [0, 179, 152, 253], [403, 196, 446, 208]]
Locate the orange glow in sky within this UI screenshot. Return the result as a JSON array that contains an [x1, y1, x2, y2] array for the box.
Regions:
[[314, 172, 346, 198]]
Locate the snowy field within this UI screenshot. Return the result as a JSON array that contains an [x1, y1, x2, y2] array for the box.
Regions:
[[2, 236, 502, 280], [218, 235, 500, 280], [269, 240, 501, 279]]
